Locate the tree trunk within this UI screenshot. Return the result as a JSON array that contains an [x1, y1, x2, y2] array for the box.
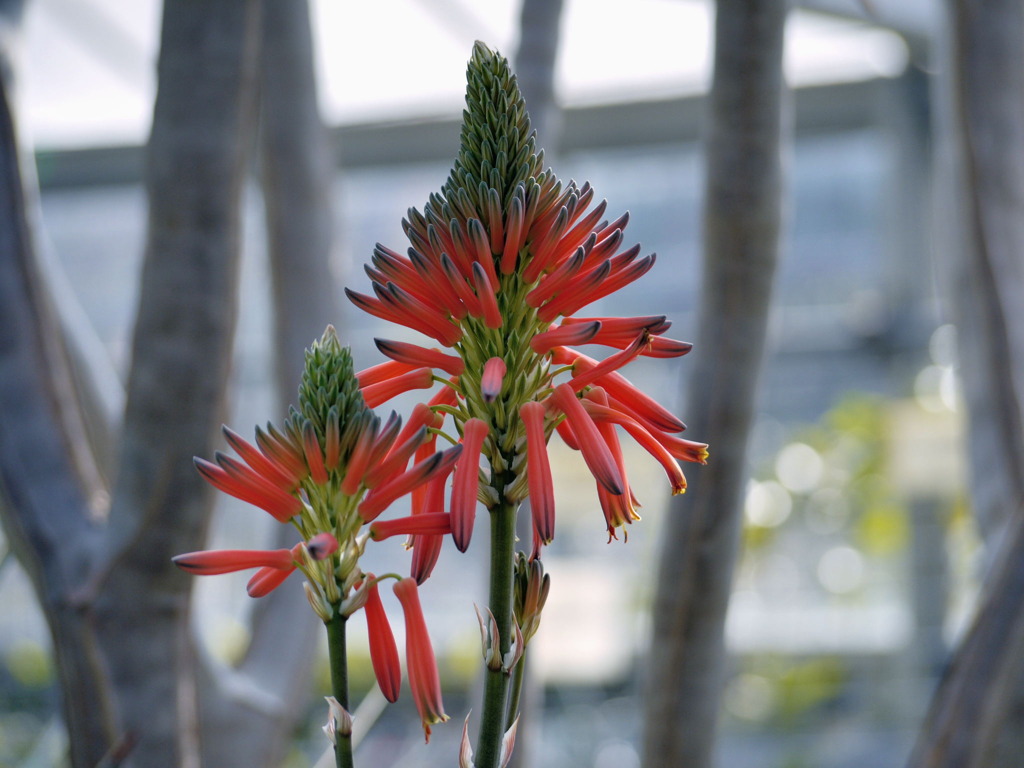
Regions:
[[88, 1, 260, 766], [0, 3, 122, 765], [197, 2, 339, 764], [907, 0, 1024, 764], [514, 0, 565, 155], [641, 2, 789, 766]]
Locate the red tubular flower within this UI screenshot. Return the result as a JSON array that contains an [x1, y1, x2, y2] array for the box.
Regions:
[[584, 388, 640, 539], [555, 416, 580, 451], [364, 577, 402, 703], [367, 412, 403, 466], [472, 261, 503, 329], [393, 577, 448, 741], [194, 455, 302, 522], [500, 195, 526, 274], [642, 336, 694, 358], [596, 479, 641, 541], [370, 512, 453, 542], [439, 254, 483, 316], [361, 367, 435, 409], [552, 347, 686, 433], [521, 207, 571, 283], [222, 426, 301, 490], [339, 417, 379, 495], [375, 338, 465, 376], [247, 565, 294, 597], [525, 246, 587, 309], [363, 426, 428, 489], [566, 333, 648, 393], [411, 467, 453, 584], [562, 314, 670, 338], [355, 359, 417, 388], [481, 357, 507, 403], [539, 251, 655, 322], [302, 421, 329, 485], [451, 418, 488, 552], [656, 432, 711, 464], [256, 422, 309, 480], [550, 383, 623, 495], [371, 245, 454, 317], [306, 532, 340, 560], [410, 432, 440, 516], [172, 547, 294, 576], [359, 445, 464, 522], [536, 260, 611, 323], [582, 397, 688, 493], [378, 281, 465, 346], [324, 413, 342, 471], [534, 198, 605, 276], [529, 321, 601, 355], [520, 402, 555, 550]]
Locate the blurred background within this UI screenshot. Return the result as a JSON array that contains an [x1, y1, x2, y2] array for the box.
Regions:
[[1, 1, 977, 766]]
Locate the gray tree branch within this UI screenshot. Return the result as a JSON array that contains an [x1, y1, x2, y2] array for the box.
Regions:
[[908, 0, 1024, 764], [198, 2, 339, 764], [88, 1, 261, 765], [514, 0, 565, 156], [641, 1, 790, 766]]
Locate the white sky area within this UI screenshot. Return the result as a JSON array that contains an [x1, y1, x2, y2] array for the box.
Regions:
[[19, 0, 909, 149]]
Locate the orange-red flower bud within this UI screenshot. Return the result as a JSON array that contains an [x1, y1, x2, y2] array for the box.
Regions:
[[361, 367, 434, 409], [364, 577, 402, 703], [375, 338, 465, 376], [359, 445, 463, 522], [521, 402, 555, 549], [247, 565, 294, 597], [172, 547, 294, 576], [451, 418, 488, 552], [370, 512, 453, 542], [194, 455, 302, 522]]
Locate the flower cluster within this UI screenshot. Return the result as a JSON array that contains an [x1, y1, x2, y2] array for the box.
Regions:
[[173, 327, 451, 738], [347, 42, 707, 559]]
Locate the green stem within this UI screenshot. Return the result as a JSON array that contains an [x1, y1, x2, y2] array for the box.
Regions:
[[505, 652, 527, 731], [326, 610, 354, 768], [475, 491, 518, 768]]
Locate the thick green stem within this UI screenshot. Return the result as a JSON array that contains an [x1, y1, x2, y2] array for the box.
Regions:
[[326, 611, 354, 768], [475, 492, 518, 767]]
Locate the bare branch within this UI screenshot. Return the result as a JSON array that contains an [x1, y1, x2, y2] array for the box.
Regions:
[[0, 19, 118, 767]]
